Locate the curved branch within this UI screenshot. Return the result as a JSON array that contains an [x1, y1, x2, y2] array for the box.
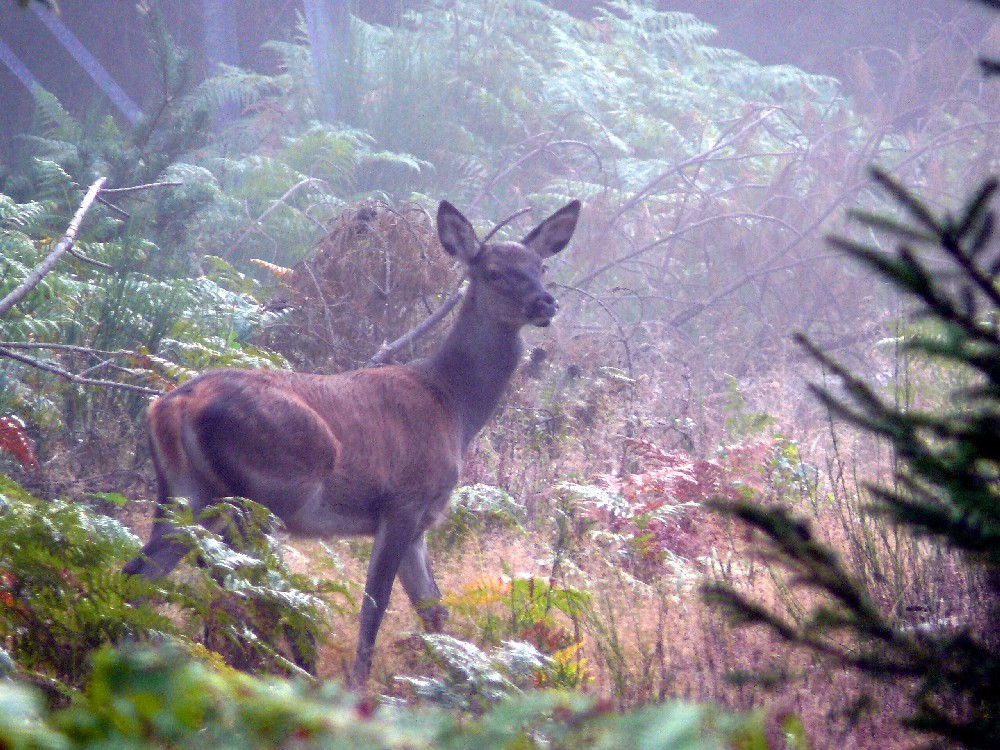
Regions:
[[572, 210, 804, 289], [607, 108, 779, 227], [99, 180, 183, 195], [221, 177, 329, 260], [0, 345, 161, 396]]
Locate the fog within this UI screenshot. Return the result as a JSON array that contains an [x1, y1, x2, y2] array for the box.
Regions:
[[1, 2, 1000, 741], [1, 0, 997, 430]]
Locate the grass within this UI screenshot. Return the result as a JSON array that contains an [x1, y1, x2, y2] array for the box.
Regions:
[[195, 335, 978, 749]]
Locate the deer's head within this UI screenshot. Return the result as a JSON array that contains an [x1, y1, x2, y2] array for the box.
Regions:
[[437, 200, 581, 328]]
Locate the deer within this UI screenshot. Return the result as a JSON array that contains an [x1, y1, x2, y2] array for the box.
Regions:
[[123, 198, 581, 685]]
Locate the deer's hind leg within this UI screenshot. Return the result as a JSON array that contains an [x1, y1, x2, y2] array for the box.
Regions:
[[123, 439, 222, 578], [398, 532, 447, 631]]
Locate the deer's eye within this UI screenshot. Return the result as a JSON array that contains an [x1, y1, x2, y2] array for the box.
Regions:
[[487, 269, 503, 282]]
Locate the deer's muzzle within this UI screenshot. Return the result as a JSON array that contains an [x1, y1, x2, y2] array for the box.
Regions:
[[527, 293, 558, 326]]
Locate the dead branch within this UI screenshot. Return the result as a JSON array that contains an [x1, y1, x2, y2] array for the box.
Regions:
[[65, 244, 114, 270], [99, 180, 183, 194], [365, 284, 465, 368], [470, 137, 603, 212], [222, 177, 329, 260], [571, 211, 804, 290], [0, 177, 106, 318], [0, 341, 136, 356], [552, 282, 635, 375], [665, 203, 857, 330], [481, 207, 532, 243], [0, 345, 160, 396], [97, 195, 131, 219], [607, 108, 779, 227]]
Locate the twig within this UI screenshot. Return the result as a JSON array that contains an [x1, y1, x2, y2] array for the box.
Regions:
[[480, 207, 532, 244], [97, 195, 130, 219], [572, 211, 804, 289], [665, 200, 856, 330], [0, 177, 106, 318], [470, 136, 603, 213], [552, 282, 635, 375], [222, 178, 328, 260], [99, 180, 183, 194], [608, 108, 778, 227], [0, 345, 160, 396], [365, 284, 465, 368], [65, 244, 114, 270], [77, 359, 115, 378], [0, 341, 136, 356]]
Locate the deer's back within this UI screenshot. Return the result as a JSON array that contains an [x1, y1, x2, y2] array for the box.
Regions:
[[148, 366, 464, 529]]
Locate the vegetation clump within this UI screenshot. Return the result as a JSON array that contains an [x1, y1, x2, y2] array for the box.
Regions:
[[261, 200, 458, 371]]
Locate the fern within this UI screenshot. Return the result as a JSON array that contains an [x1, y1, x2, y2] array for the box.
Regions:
[[397, 635, 543, 710], [29, 88, 82, 144], [154, 496, 350, 675], [0, 475, 176, 695]]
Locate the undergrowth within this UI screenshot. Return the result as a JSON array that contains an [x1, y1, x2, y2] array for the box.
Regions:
[[0, 475, 345, 698]]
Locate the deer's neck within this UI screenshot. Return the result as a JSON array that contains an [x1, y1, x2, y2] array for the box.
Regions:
[[421, 292, 523, 448]]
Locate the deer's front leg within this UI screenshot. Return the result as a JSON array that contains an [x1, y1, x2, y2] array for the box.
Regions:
[[123, 505, 192, 578], [350, 512, 420, 686]]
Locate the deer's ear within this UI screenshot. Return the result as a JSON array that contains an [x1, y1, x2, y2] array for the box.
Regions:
[[437, 201, 480, 263], [521, 200, 581, 258]]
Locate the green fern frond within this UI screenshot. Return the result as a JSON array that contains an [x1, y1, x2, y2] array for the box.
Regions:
[[30, 88, 81, 142]]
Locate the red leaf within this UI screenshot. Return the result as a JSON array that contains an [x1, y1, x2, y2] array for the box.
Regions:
[[0, 415, 38, 471]]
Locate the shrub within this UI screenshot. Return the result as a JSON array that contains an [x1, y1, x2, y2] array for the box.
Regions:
[[0, 474, 346, 694]]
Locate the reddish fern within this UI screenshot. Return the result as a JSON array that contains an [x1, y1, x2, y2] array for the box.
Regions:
[[591, 438, 775, 569], [0, 415, 39, 472]]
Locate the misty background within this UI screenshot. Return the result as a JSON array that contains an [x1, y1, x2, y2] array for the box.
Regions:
[[1, 1, 996, 159]]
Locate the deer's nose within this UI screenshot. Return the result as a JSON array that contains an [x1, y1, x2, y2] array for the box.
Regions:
[[527, 293, 558, 325]]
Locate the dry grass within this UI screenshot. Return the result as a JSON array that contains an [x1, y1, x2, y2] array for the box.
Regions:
[[87, 295, 983, 749], [254, 328, 985, 750], [79, 307, 983, 750]]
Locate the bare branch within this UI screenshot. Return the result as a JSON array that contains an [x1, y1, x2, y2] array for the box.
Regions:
[[222, 178, 329, 260], [469, 111, 607, 213], [365, 284, 465, 368], [572, 210, 804, 289], [65, 244, 114, 270], [607, 108, 779, 227], [0, 345, 161, 396], [0, 177, 106, 318], [97, 195, 130, 219], [552, 282, 635, 375], [480, 207, 532, 244], [99, 180, 183, 194], [0, 341, 136, 356]]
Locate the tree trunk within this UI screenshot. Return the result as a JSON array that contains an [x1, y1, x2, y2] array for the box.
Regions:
[[202, 0, 241, 128], [303, 0, 351, 122]]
